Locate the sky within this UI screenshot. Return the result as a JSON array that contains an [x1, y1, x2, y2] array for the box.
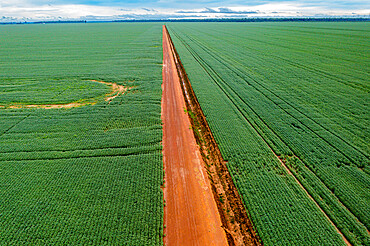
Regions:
[[1, 0, 369, 21]]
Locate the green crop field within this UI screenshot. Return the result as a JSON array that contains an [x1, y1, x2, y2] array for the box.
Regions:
[[1, 21, 368, 246], [0, 23, 163, 245], [168, 22, 369, 245]]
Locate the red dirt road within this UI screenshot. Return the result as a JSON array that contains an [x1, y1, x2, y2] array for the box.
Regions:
[[162, 26, 228, 246]]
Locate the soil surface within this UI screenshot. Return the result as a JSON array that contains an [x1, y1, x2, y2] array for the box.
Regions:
[[0, 80, 128, 109], [162, 25, 228, 246], [164, 26, 263, 246], [90, 80, 128, 103]]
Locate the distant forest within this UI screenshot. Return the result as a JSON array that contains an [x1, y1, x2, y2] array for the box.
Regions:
[[163, 17, 370, 22]]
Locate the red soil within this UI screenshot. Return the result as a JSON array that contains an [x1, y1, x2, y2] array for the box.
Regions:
[[162, 25, 228, 246]]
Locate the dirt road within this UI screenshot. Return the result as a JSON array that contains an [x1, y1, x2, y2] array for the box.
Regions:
[[162, 26, 228, 246]]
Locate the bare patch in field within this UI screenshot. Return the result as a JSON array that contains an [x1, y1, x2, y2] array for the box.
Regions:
[[0, 80, 133, 109]]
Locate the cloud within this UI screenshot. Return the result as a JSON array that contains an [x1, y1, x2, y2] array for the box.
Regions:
[[0, 1, 369, 22], [177, 7, 259, 14], [201, 7, 218, 13], [142, 8, 157, 12]]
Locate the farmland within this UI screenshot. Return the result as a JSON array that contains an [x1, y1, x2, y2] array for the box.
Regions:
[[167, 22, 369, 245], [1, 20, 369, 246], [0, 23, 163, 245]]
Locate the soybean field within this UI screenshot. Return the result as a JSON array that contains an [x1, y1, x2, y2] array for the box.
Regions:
[[0, 23, 163, 245], [167, 22, 369, 246], [1, 21, 369, 246]]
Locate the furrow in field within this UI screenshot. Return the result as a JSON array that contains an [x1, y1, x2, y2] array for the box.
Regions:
[[0, 150, 161, 163], [0, 142, 160, 154], [0, 114, 31, 137], [0, 146, 161, 162]]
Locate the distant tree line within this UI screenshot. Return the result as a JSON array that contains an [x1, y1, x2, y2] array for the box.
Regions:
[[0, 20, 86, 25], [163, 17, 370, 23], [1, 17, 369, 25]]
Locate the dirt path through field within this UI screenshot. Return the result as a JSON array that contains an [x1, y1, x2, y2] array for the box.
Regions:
[[0, 80, 128, 109], [162, 25, 228, 246]]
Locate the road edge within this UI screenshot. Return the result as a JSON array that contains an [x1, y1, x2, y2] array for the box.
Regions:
[[164, 25, 263, 246]]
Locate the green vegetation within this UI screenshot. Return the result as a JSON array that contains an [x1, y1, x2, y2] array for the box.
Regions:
[[0, 77, 110, 105], [0, 23, 163, 245], [168, 22, 369, 245]]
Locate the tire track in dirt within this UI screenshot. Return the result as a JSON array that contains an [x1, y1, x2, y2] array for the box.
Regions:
[[162, 25, 228, 246]]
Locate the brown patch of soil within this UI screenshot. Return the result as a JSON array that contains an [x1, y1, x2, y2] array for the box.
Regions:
[[89, 80, 129, 103], [0, 80, 131, 109], [162, 25, 228, 246]]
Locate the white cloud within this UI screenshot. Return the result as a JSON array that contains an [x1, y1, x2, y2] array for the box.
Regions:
[[0, 2, 369, 22], [1, 4, 149, 20]]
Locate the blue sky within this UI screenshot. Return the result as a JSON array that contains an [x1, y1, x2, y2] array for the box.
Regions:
[[1, 0, 369, 21], [4, 0, 370, 8]]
